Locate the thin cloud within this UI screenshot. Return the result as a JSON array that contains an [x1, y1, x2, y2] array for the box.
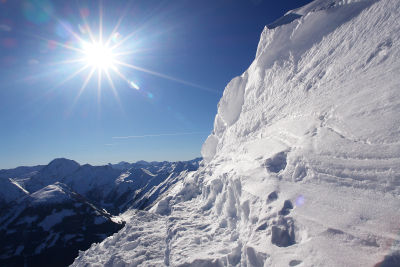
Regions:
[[112, 132, 207, 139], [0, 24, 11, 32]]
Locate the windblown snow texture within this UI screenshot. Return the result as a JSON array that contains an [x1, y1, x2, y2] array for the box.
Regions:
[[80, 0, 400, 266]]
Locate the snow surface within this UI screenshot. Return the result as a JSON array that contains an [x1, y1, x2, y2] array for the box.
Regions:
[[38, 209, 75, 231], [29, 183, 72, 206], [0, 178, 28, 203], [74, 0, 400, 266]]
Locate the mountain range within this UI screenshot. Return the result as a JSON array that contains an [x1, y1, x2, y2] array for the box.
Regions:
[[0, 158, 201, 266]]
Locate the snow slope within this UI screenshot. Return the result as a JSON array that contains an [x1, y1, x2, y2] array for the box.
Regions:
[[0, 178, 29, 204], [0, 165, 44, 179], [0, 165, 42, 205], [73, 0, 400, 266]]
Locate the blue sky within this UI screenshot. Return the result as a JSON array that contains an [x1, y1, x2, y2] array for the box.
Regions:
[[0, 0, 312, 168]]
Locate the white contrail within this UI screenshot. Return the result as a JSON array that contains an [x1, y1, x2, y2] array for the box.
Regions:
[[112, 132, 207, 139]]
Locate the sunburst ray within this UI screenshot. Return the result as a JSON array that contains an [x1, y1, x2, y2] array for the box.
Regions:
[[74, 67, 95, 103], [54, 64, 91, 90], [105, 2, 132, 47], [104, 69, 120, 103], [114, 60, 217, 93]]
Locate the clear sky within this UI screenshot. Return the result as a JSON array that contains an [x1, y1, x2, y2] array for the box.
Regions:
[[0, 0, 313, 169]]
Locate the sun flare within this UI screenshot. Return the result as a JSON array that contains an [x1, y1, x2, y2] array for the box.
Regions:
[[37, 1, 214, 109], [82, 41, 115, 70]]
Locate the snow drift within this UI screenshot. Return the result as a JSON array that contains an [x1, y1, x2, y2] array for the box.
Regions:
[[73, 0, 400, 266]]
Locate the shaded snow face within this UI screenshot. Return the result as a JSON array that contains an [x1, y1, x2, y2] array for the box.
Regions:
[[74, 0, 400, 266]]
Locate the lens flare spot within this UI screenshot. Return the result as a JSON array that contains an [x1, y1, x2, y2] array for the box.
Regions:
[[295, 195, 305, 206], [147, 92, 154, 99], [78, 24, 88, 34], [22, 0, 53, 25], [112, 32, 121, 43], [129, 81, 140, 90]]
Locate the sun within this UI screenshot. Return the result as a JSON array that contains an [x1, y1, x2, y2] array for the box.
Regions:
[[81, 41, 115, 71], [35, 1, 215, 109]]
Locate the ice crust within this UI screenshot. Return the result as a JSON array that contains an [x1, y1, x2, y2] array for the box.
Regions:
[[73, 0, 400, 266]]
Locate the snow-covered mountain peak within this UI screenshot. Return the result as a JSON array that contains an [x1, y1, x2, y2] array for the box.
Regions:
[[135, 160, 151, 166], [0, 165, 44, 179], [38, 158, 80, 178], [46, 158, 80, 170], [111, 161, 131, 170], [29, 182, 72, 206], [25, 158, 80, 192]]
